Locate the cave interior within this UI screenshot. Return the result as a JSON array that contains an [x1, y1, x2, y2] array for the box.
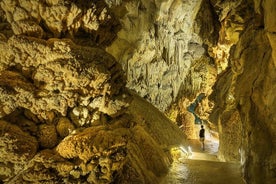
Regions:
[[0, 0, 275, 184]]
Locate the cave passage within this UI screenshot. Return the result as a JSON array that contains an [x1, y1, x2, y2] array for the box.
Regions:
[[0, 0, 275, 183], [187, 93, 205, 124]]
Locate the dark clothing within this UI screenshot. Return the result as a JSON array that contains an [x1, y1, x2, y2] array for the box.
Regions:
[[199, 128, 205, 138], [199, 126, 205, 150]]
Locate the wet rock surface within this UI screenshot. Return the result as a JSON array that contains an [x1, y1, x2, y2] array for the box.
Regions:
[[162, 159, 244, 184], [162, 139, 244, 184]]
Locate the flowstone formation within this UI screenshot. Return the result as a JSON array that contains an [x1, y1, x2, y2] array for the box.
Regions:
[[210, 0, 276, 183], [107, 0, 218, 110], [0, 0, 186, 183], [106, 0, 219, 140], [106, 0, 276, 183]]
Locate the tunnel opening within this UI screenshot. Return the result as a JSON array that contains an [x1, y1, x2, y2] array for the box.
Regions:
[[187, 93, 205, 125], [176, 92, 220, 162]]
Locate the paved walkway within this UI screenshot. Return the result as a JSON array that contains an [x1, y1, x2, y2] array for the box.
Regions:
[[161, 139, 245, 184]]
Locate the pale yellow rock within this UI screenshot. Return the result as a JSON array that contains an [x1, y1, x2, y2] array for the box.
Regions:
[[0, 35, 127, 119], [0, 1, 188, 184], [178, 111, 197, 139], [7, 149, 74, 183], [56, 125, 128, 182], [0, 0, 119, 45], [69, 106, 91, 127], [6, 0, 276, 184]]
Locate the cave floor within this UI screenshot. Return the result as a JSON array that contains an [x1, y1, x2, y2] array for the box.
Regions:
[[161, 139, 245, 184]]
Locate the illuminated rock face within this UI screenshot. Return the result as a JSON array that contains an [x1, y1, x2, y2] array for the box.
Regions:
[[106, 0, 219, 146], [0, 0, 120, 46], [107, 0, 276, 183], [210, 0, 276, 183], [0, 36, 127, 119], [0, 0, 186, 183], [0, 0, 276, 184], [107, 0, 219, 112]]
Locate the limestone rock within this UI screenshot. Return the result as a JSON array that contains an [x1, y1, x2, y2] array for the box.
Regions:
[[0, 0, 189, 184], [177, 111, 196, 139], [0, 120, 38, 181], [210, 1, 276, 182], [107, 0, 218, 112], [3, 0, 276, 183], [263, 0, 276, 33], [2, 109, 38, 136], [263, 0, 276, 66], [0, 0, 120, 46], [55, 104, 185, 184], [69, 106, 92, 127], [0, 35, 127, 119], [56, 125, 128, 183], [217, 110, 242, 162], [8, 149, 74, 183]]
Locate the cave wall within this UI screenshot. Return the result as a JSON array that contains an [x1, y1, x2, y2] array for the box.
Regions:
[[105, 0, 246, 158], [0, 0, 186, 183], [106, 0, 220, 140], [106, 0, 218, 111], [106, 0, 276, 183], [0, 0, 275, 183], [210, 0, 276, 183]]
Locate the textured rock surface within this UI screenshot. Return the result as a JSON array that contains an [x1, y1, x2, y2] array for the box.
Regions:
[[0, 0, 120, 46], [0, 0, 186, 183], [0, 0, 276, 183], [105, 0, 219, 146], [0, 36, 128, 119], [107, 0, 276, 183], [210, 0, 276, 183], [0, 120, 38, 181], [106, 0, 218, 112]]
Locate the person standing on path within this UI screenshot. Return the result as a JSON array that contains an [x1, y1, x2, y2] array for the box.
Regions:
[[199, 125, 205, 151]]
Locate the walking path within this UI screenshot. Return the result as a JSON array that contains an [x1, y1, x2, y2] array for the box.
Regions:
[[161, 139, 245, 184]]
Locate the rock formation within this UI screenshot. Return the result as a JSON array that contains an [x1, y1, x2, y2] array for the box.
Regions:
[[0, 0, 185, 183], [0, 0, 276, 183], [106, 0, 276, 183], [210, 1, 276, 183], [107, 0, 218, 111]]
